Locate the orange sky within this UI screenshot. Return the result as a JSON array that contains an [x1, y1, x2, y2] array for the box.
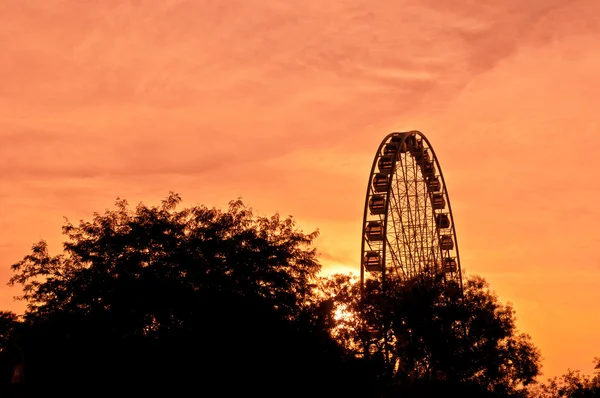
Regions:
[[1, 0, 599, 379]]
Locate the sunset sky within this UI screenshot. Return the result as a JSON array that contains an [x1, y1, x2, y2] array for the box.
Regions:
[[1, 0, 599, 379]]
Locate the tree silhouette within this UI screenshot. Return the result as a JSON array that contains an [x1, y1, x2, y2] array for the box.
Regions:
[[529, 358, 600, 398], [3, 192, 546, 397], [6, 193, 359, 397], [0, 311, 21, 397], [320, 272, 541, 397]]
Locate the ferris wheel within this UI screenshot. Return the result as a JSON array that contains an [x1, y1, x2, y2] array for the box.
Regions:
[[360, 131, 463, 293]]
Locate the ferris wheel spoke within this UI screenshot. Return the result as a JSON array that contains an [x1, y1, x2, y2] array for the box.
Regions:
[[385, 237, 404, 279], [389, 182, 412, 277], [411, 152, 428, 274], [391, 165, 414, 276], [400, 153, 420, 277]]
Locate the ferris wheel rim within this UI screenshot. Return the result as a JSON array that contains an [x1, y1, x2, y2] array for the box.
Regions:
[[360, 130, 463, 293]]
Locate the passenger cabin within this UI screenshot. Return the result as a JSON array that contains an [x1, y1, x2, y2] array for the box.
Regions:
[[436, 213, 451, 229], [432, 193, 446, 209], [372, 173, 390, 192], [440, 235, 454, 250], [415, 139, 423, 152], [390, 135, 408, 153], [383, 143, 399, 157], [365, 221, 385, 241], [364, 251, 382, 272], [369, 195, 386, 215], [409, 138, 423, 154], [444, 257, 457, 272], [427, 177, 441, 192], [421, 161, 435, 178], [378, 156, 394, 174], [416, 149, 431, 165], [403, 135, 417, 152]]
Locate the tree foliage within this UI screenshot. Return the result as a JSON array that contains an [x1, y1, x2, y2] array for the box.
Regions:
[[529, 359, 600, 398], [1, 193, 544, 397], [4, 193, 365, 396], [320, 273, 541, 396], [9, 193, 319, 324]]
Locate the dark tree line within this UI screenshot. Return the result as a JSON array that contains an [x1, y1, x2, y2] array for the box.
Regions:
[[528, 359, 600, 398], [0, 193, 594, 397]]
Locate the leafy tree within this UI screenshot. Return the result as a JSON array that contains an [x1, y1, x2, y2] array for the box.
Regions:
[[321, 273, 541, 396], [6, 193, 358, 396], [529, 358, 600, 398], [3, 192, 545, 397], [0, 311, 17, 342], [10, 194, 319, 323], [0, 311, 20, 396]]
